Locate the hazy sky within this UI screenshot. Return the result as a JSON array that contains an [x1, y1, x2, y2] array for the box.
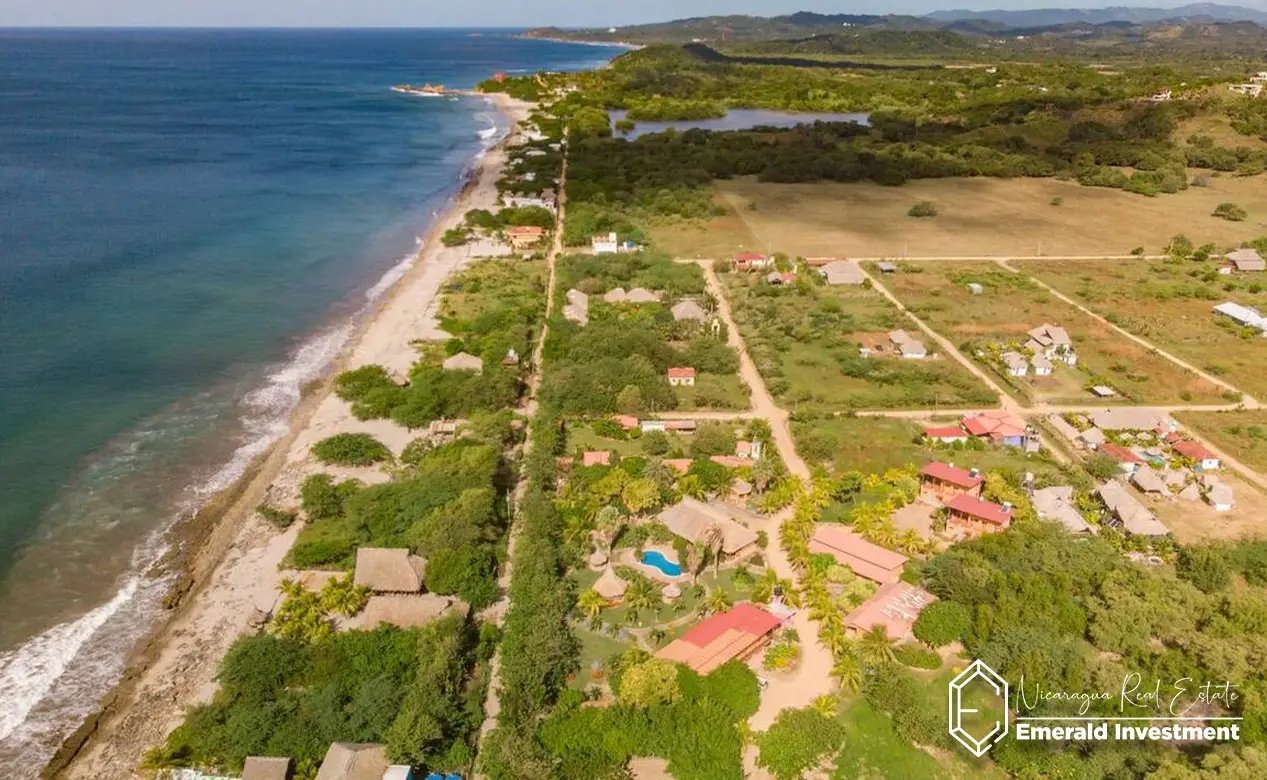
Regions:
[[3, 1, 1254, 28]]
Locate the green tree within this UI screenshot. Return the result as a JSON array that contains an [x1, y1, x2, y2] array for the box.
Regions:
[[913, 601, 972, 648], [616, 658, 682, 708]]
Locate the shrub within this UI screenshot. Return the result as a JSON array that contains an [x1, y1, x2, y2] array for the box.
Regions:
[[299, 474, 359, 521], [756, 707, 846, 780], [1212, 202, 1248, 222], [256, 504, 297, 529], [312, 433, 392, 467], [1177, 546, 1231, 593], [908, 201, 938, 218], [617, 658, 682, 708], [912, 601, 971, 647], [894, 643, 942, 670]]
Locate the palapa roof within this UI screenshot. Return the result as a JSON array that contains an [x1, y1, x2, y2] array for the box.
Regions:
[[347, 594, 465, 630], [604, 287, 628, 303], [1206, 483, 1235, 508], [588, 549, 609, 567], [671, 299, 708, 321], [1131, 468, 1168, 495], [658, 497, 758, 554], [593, 566, 629, 599], [1098, 480, 1168, 536], [314, 743, 388, 780], [442, 351, 483, 372], [242, 756, 293, 780], [1092, 408, 1176, 432], [353, 548, 425, 593], [1032, 486, 1093, 534], [1028, 323, 1072, 347], [1228, 247, 1266, 271]]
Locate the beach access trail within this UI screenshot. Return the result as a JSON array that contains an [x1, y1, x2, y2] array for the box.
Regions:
[[54, 97, 533, 780]]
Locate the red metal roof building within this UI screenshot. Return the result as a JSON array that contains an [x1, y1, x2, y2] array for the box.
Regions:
[[1172, 439, 1218, 465], [919, 461, 984, 504], [924, 425, 968, 443], [945, 493, 1013, 539], [809, 525, 908, 584], [656, 603, 783, 674], [844, 582, 935, 639]]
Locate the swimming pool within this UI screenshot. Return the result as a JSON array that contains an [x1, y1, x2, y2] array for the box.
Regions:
[[641, 549, 683, 577]]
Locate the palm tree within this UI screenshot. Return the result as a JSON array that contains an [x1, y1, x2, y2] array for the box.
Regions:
[[811, 694, 839, 718], [594, 505, 624, 554], [897, 529, 925, 556], [701, 522, 726, 577], [704, 587, 733, 615], [649, 627, 667, 647], [752, 569, 779, 603], [577, 588, 606, 623], [818, 620, 851, 658], [625, 578, 659, 617], [831, 650, 865, 695], [859, 625, 898, 666], [678, 474, 707, 500], [871, 520, 899, 548]]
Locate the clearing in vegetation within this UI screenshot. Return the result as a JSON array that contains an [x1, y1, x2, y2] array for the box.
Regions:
[[721, 270, 996, 412], [1015, 256, 1267, 400], [714, 176, 1267, 258], [877, 261, 1226, 405]]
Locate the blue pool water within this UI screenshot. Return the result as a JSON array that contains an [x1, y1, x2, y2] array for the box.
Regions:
[[641, 550, 683, 577]]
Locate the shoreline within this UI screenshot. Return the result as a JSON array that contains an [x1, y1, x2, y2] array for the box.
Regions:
[[44, 91, 534, 780]]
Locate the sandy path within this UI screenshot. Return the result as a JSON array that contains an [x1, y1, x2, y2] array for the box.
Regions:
[[55, 95, 533, 780]]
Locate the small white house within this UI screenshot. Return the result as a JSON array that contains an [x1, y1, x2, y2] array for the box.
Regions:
[[667, 367, 697, 387], [1031, 354, 1053, 376], [592, 232, 619, 255], [1205, 483, 1235, 512], [1001, 351, 1029, 377]]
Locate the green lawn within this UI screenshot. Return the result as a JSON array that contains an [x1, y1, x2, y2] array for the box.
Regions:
[[572, 626, 632, 689], [674, 373, 751, 411]]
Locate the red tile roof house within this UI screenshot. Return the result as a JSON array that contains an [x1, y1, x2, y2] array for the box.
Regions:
[[582, 450, 612, 467], [710, 455, 750, 469], [844, 582, 936, 640], [963, 411, 1029, 448], [809, 525, 908, 584], [1099, 443, 1145, 475], [945, 494, 1013, 539], [666, 366, 697, 387], [923, 425, 969, 445], [614, 414, 640, 430], [732, 252, 771, 272], [1171, 439, 1221, 471], [506, 225, 546, 249], [919, 462, 984, 505], [656, 603, 782, 674], [663, 458, 693, 475]]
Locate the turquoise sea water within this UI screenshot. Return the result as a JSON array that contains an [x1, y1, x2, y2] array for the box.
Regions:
[[0, 29, 623, 772]]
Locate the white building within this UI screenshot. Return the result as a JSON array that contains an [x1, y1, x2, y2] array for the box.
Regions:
[[889, 329, 928, 359], [592, 232, 619, 255], [1001, 351, 1029, 377], [1214, 301, 1267, 332]]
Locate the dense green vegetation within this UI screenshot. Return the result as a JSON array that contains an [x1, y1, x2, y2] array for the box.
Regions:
[[148, 618, 490, 775], [292, 436, 506, 608], [921, 523, 1267, 776], [311, 433, 392, 467]]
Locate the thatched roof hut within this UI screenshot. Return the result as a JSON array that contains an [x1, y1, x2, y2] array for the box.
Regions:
[[353, 548, 425, 593], [593, 567, 628, 600], [242, 756, 293, 780], [314, 743, 388, 780]]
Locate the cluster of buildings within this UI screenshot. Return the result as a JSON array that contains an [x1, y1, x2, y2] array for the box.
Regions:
[[240, 743, 424, 780], [996, 323, 1077, 379], [1229, 72, 1267, 98], [863, 329, 927, 360], [924, 410, 1036, 450], [591, 231, 640, 255], [918, 461, 1015, 540]]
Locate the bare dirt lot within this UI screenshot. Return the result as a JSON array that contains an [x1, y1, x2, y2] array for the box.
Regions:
[[710, 175, 1267, 258], [1152, 473, 1267, 543]]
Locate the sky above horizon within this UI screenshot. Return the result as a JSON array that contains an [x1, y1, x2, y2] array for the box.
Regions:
[[4, 1, 1265, 28]]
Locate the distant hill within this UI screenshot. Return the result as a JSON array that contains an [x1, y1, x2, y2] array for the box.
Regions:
[[926, 3, 1267, 27]]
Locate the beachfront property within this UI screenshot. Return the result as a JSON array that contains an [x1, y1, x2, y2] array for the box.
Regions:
[[657, 497, 759, 557], [808, 525, 907, 584], [944, 493, 1013, 539], [441, 351, 483, 373], [1213, 301, 1267, 332], [656, 603, 782, 674], [353, 548, 425, 594], [919, 461, 984, 504], [502, 191, 556, 210], [242, 756, 294, 780], [844, 581, 935, 640], [314, 743, 411, 780], [506, 225, 546, 249], [818, 259, 866, 286], [888, 329, 927, 359]]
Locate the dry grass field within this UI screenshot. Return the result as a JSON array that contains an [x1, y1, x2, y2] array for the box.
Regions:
[[709, 175, 1267, 258], [1175, 410, 1267, 475], [1015, 258, 1267, 399], [877, 262, 1226, 405], [1152, 473, 1267, 543], [720, 272, 997, 412]]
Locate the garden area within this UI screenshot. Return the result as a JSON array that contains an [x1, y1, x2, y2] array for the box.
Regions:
[[1016, 253, 1267, 400], [542, 252, 751, 414], [875, 261, 1226, 406], [721, 268, 997, 411]]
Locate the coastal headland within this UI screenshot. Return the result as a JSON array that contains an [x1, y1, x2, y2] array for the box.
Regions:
[[46, 93, 534, 780]]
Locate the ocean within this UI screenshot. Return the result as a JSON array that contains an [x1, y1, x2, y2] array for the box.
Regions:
[[0, 28, 623, 773]]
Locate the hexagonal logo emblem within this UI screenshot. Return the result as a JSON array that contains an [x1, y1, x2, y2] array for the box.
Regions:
[[948, 659, 1009, 756]]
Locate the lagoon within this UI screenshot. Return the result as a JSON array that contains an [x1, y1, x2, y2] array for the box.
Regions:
[[610, 108, 870, 140]]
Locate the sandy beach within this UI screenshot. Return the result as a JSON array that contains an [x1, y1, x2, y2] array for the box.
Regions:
[[50, 94, 534, 780]]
